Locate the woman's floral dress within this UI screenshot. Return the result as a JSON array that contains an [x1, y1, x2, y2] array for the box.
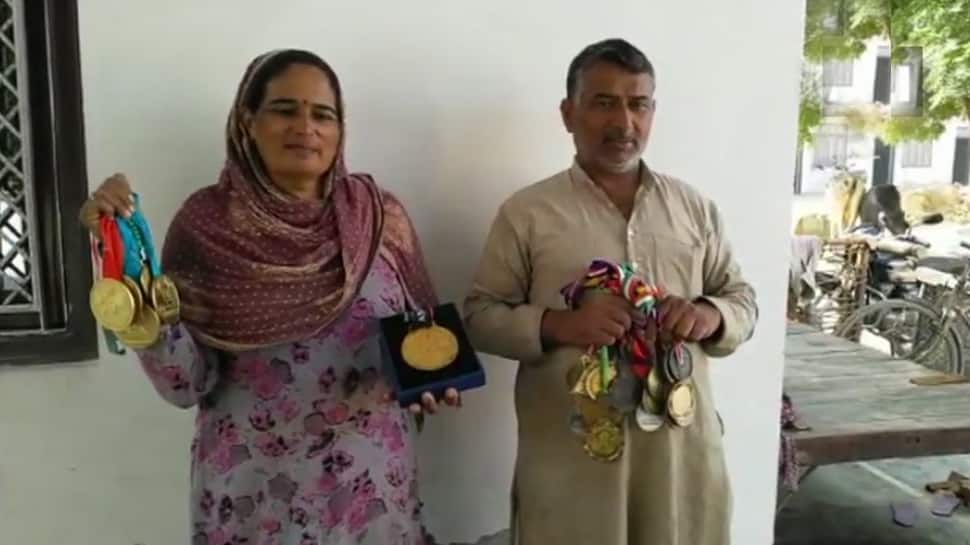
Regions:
[[136, 257, 429, 545]]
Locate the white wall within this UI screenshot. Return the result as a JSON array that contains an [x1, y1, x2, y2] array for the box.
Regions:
[[895, 121, 970, 187], [800, 120, 970, 194], [0, 1, 803, 544]]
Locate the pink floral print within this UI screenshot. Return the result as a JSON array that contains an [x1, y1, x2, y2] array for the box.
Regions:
[[135, 258, 430, 545]]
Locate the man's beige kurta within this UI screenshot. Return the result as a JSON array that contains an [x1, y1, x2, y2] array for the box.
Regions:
[[463, 161, 758, 545]]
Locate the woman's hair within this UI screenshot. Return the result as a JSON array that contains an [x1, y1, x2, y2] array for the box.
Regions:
[[243, 49, 343, 122]]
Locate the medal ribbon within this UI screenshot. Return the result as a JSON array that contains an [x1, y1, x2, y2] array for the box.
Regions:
[[99, 216, 125, 281], [560, 259, 665, 380], [129, 195, 162, 278], [117, 216, 145, 279], [93, 218, 129, 355]]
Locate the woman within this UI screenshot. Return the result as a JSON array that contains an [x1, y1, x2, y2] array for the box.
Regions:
[[81, 49, 458, 545]]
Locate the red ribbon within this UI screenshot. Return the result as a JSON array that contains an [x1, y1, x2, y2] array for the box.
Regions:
[[99, 216, 124, 281]]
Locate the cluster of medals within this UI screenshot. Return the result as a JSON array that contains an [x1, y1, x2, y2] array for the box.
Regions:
[[400, 308, 459, 371], [561, 259, 697, 463], [88, 197, 180, 349]]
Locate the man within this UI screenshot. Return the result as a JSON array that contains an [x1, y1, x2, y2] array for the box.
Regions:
[[462, 38, 757, 545]]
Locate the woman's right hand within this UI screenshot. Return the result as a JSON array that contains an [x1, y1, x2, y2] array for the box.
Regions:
[[80, 173, 136, 236]]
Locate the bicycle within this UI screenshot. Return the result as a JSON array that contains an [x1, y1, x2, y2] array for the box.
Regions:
[[833, 241, 970, 376], [803, 214, 941, 334]]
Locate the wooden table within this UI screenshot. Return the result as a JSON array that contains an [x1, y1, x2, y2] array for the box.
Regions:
[[780, 321, 970, 507]]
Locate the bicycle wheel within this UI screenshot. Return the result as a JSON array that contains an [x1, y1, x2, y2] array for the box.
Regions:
[[809, 272, 885, 333], [833, 298, 964, 375]]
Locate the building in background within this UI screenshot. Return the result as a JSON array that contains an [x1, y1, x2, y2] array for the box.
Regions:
[[797, 38, 970, 194]]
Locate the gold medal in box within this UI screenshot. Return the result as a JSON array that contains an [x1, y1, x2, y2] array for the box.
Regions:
[[400, 309, 459, 371]]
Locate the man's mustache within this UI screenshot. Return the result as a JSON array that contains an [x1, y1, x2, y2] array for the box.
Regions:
[[603, 127, 637, 145]]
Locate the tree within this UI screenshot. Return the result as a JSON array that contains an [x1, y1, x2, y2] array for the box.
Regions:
[[798, 64, 823, 146], [890, 0, 970, 138], [798, 0, 970, 146], [799, 0, 889, 145], [803, 0, 889, 63]]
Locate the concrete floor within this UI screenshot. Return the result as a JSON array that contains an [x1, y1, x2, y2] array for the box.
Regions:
[[451, 454, 970, 545], [782, 196, 970, 543], [774, 455, 970, 545]]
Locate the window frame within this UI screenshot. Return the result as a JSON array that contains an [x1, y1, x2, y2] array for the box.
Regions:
[[812, 125, 850, 169], [822, 60, 853, 87], [899, 140, 933, 169], [0, 0, 97, 365], [891, 47, 924, 117]]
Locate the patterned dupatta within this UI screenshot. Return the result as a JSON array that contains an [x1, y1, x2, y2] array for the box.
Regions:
[[161, 50, 436, 351]]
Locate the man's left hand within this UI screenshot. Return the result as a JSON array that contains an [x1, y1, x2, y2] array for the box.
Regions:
[[657, 296, 723, 342]]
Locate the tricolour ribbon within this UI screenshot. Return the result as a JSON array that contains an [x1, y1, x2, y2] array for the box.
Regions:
[[561, 258, 665, 379]]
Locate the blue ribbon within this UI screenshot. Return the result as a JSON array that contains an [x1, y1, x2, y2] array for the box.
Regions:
[[129, 194, 162, 278], [116, 216, 144, 279]]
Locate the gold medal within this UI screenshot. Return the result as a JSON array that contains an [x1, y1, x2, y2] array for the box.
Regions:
[[139, 266, 152, 297], [566, 358, 586, 389], [575, 396, 611, 426], [642, 385, 665, 415], [573, 358, 616, 400], [122, 276, 143, 313], [569, 354, 595, 395], [646, 392, 664, 415], [584, 364, 603, 398], [90, 278, 136, 331], [401, 325, 459, 371], [667, 381, 696, 427], [584, 417, 624, 462], [646, 364, 664, 399], [116, 306, 162, 349], [151, 274, 181, 324]]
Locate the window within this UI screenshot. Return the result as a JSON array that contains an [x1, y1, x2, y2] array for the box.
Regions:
[[822, 14, 840, 32], [822, 61, 853, 87], [0, 0, 95, 365], [892, 65, 912, 102], [812, 125, 849, 169], [900, 141, 933, 168], [892, 47, 924, 116], [873, 48, 891, 104]]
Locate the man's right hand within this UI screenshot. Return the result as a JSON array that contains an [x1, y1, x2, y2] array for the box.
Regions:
[[541, 293, 636, 348], [80, 173, 136, 236]]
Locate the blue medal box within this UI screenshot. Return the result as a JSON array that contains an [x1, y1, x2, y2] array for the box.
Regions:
[[378, 302, 486, 407]]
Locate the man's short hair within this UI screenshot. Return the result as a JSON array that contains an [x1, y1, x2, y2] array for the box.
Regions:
[[566, 38, 655, 98]]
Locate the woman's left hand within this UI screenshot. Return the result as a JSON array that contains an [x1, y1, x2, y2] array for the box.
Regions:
[[383, 388, 462, 415], [410, 388, 461, 415]]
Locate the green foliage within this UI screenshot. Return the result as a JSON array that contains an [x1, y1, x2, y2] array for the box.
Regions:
[[798, 0, 970, 146], [803, 0, 889, 61], [799, 95, 823, 145], [892, 0, 970, 123], [798, 64, 824, 145], [881, 115, 947, 143]]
